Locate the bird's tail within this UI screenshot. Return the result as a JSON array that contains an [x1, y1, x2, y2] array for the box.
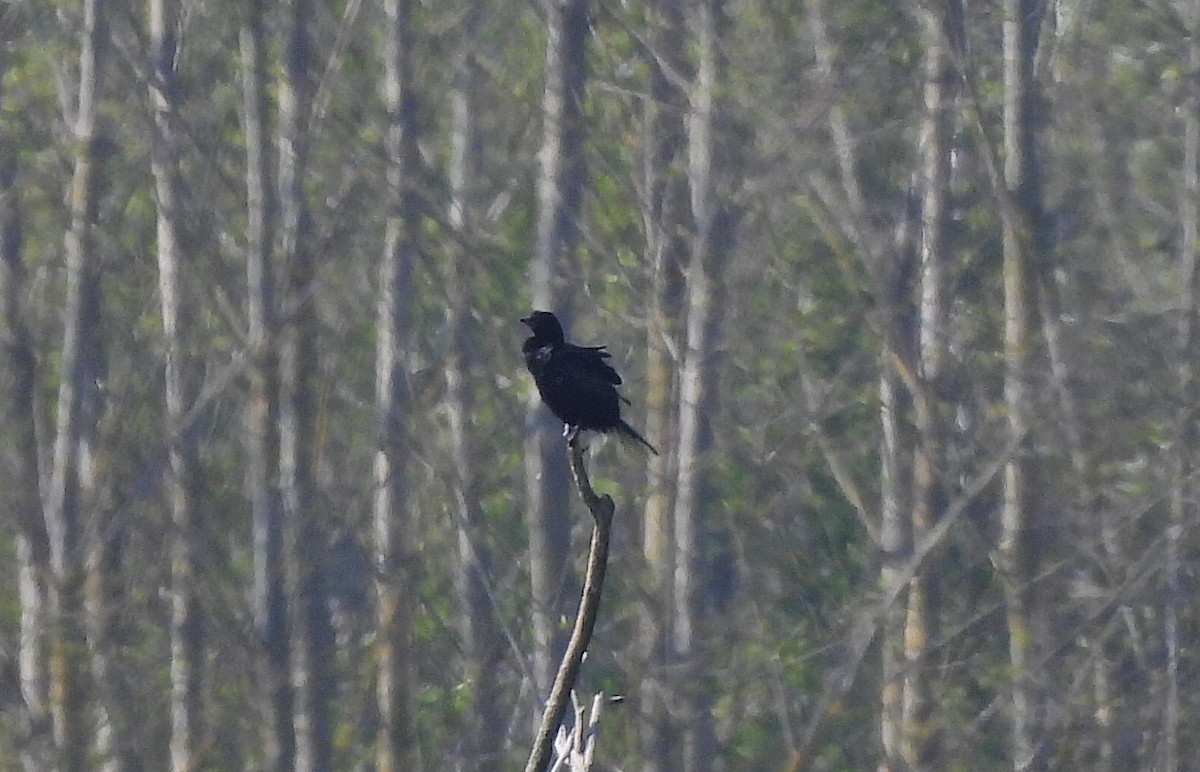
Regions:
[[618, 420, 659, 455]]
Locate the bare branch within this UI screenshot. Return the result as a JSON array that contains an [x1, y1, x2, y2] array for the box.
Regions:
[[793, 432, 1024, 761], [525, 443, 615, 772]]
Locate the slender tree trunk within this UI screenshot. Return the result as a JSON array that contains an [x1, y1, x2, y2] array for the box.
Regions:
[[1165, 1, 1200, 767], [446, 7, 504, 768], [374, 0, 422, 768], [901, 5, 959, 768], [240, 0, 293, 767], [1000, 0, 1045, 767], [0, 74, 54, 772], [275, 1, 334, 768], [78, 127, 134, 772], [639, 1, 688, 767], [83, 338, 137, 770], [878, 188, 917, 772], [86, 476, 142, 772], [878, 361, 907, 772], [45, 2, 107, 767], [674, 3, 735, 769], [525, 0, 590, 701], [805, 6, 919, 766], [148, 1, 206, 768]]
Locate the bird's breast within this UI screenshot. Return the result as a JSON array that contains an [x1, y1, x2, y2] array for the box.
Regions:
[[524, 344, 554, 375]]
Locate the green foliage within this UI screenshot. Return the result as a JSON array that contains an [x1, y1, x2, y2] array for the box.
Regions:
[[2, 0, 1199, 768]]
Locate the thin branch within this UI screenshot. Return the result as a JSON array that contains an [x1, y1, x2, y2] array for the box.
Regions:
[[792, 431, 1023, 762], [800, 371, 880, 545], [525, 442, 615, 772]]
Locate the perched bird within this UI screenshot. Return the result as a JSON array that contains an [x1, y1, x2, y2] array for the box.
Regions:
[[521, 310, 658, 455]]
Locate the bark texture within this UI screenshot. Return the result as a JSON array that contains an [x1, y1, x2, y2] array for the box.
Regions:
[[525, 0, 590, 700], [374, 0, 423, 768], [148, 0, 207, 766]]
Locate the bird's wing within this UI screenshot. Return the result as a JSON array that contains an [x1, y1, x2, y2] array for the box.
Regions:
[[561, 344, 622, 385]]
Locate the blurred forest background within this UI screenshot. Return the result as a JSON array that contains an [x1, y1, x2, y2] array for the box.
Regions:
[[0, 0, 1197, 769]]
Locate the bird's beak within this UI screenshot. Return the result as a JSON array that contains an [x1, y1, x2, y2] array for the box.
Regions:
[[519, 316, 531, 326]]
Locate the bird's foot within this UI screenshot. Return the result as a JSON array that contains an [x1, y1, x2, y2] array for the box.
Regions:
[[565, 425, 590, 451]]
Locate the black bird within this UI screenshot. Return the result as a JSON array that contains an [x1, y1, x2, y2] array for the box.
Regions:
[[521, 310, 658, 455]]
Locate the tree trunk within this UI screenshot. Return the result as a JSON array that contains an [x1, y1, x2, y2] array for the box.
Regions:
[[240, 0, 293, 766], [1000, 0, 1045, 767], [639, 0, 688, 767], [148, 1, 206, 767], [902, 4, 959, 768], [1165, 0, 1200, 767], [0, 71, 54, 772], [374, 0, 422, 768], [446, 6, 504, 768], [525, 0, 590, 701], [78, 76, 136, 772], [275, 1, 334, 768], [86, 477, 143, 772], [674, 2, 735, 768], [45, 1, 107, 767], [877, 188, 917, 772]]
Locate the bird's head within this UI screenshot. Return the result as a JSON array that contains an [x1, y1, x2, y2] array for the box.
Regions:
[[520, 310, 565, 344]]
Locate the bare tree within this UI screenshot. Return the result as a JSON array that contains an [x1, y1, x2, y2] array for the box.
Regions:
[[638, 0, 689, 766], [44, 1, 108, 769], [525, 0, 590, 702], [374, 0, 422, 768], [240, 0, 293, 766], [877, 196, 916, 772], [0, 42, 54, 772], [673, 1, 736, 768], [1000, 0, 1047, 766], [525, 445, 616, 772], [274, 0, 335, 767], [49, 1, 110, 767], [445, 5, 504, 767], [802, 3, 917, 766], [1165, 0, 1200, 768], [147, 0, 207, 767], [86, 451, 143, 772], [901, 3, 961, 768]]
